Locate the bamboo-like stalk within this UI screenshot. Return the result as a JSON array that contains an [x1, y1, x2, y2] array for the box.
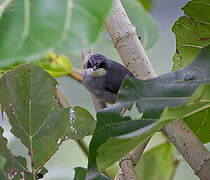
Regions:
[[105, 0, 210, 180], [105, 0, 156, 80]]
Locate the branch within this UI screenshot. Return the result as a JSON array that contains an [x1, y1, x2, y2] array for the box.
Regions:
[[162, 120, 210, 180], [105, 0, 156, 79], [68, 68, 83, 83], [105, 0, 210, 180]]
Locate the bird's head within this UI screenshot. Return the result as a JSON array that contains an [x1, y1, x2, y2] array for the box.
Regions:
[[85, 54, 108, 77]]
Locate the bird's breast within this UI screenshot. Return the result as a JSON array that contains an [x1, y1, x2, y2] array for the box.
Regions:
[[83, 70, 107, 92]]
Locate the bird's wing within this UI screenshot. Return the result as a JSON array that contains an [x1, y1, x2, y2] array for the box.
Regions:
[[105, 60, 133, 94]]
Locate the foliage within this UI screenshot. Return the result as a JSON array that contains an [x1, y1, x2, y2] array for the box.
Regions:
[[0, 64, 95, 179], [0, 52, 72, 78], [0, 0, 114, 67], [172, 0, 210, 70], [37, 52, 72, 77], [0, 127, 31, 180], [67, 106, 96, 140], [0, 64, 70, 178], [74, 167, 110, 180], [135, 143, 175, 180], [0, 0, 159, 71], [137, 0, 153, 10]]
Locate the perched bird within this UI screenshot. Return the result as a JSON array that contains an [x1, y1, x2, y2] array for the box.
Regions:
[[83, 54, 134, 103]]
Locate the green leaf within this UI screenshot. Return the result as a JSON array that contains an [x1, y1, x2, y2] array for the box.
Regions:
[[0, 0, 113, 67], [185, 109, 210, 143], [74, 167, 87, 180], [137, 0, 153, 11], [37, 52, 72, 77], [122, 0, 159, 50], [95, 116, 166, 172], [0, 52, 72, 78], [67, 106, 96, 139], [0, 127, 30, 180], [74, 167, 111, 180], [172, 0, 210, 70], [135, 143, 175, 180], [0, 156, 6, 170], [87, 111, 156, 175], [0, 64, 70, 175], [106, 45, 210, 119], [182, 0, 210, 24]]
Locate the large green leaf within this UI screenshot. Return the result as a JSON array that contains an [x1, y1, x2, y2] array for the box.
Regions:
[[0, 64, 70, 176], [135, 143, 175, 180], [121, 0, 159, 50], [86, 112, 143, 179], [0, 127, 32, 180], [0, 0, 113, 67], [172, 0, 210, 70], [67, 106, 96, 139]]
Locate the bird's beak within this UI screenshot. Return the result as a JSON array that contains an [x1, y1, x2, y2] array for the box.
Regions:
[[93, 66, 97, 71]]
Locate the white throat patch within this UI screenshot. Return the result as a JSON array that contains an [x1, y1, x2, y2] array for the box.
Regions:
[[87, 68, 107, 77]]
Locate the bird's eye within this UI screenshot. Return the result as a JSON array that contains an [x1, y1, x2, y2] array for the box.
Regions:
[[86, 61, 91, 69], [99, 61, 106, 68]]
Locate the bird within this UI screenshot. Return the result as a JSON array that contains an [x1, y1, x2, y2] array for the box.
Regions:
[[83, 54, 134, 104]]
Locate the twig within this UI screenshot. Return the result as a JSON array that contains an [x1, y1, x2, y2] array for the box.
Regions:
[[105, 0, 210, 180], [68, 68, 83, 83], [120, 108, 127, 117], [91, 94, 107, 111], [118, 154, 136, 180], [162, 120, 210, 180], [55, 89, 71, 107]]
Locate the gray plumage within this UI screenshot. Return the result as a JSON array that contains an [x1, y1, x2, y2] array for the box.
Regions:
[[83, 54, 134, 103]]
